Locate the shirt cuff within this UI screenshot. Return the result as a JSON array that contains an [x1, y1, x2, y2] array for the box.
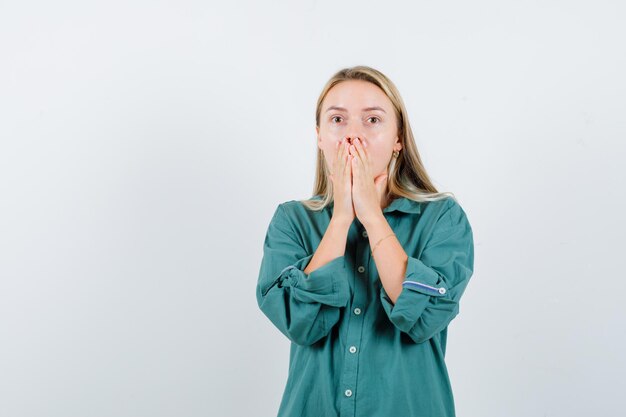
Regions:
[[273, 254, 351, 307], [401, 256, 449, 296], [379, 256, 449, 333]]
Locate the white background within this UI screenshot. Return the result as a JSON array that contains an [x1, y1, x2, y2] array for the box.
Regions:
[[1, 1, 625, 416]]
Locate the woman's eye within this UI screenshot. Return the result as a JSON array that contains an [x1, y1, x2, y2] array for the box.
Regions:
[[331, 116, 343, 123], [368, 117, 380, 124]]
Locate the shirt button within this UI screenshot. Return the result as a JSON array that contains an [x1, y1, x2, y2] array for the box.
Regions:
[[362, 230, 368, 238], [438, 287, 446, 295], [349, 346, 357, 353], [345, 389, 353, 397], [353, 307, 361, 315], [357, 266, 365, 273]]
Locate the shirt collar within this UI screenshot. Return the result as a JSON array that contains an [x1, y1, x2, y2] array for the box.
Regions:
[[315, 195, 422, 214], [382, 196, 422, 214]]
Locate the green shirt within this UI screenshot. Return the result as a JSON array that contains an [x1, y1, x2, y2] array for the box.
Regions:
[[256, 195, 474, 417]]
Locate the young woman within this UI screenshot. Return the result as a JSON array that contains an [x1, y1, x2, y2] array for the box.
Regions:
[[256, 65, 475, 417]]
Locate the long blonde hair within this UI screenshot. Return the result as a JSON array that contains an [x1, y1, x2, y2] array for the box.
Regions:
[[301, 65, 455, 211]]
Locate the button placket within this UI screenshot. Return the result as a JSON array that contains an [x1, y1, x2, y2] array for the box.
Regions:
[[340, 229, 367, 417]]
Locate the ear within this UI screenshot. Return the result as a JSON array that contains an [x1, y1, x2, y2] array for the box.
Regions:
[[316, 126, 322, 150], [394, 136, 402, 152]]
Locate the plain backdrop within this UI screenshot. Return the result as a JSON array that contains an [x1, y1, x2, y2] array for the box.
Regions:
[[1, 1, 625, 416]]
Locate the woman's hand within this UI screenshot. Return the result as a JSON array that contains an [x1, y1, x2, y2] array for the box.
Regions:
[[349, 137, 388, 226], [327, 138, 356, 226]]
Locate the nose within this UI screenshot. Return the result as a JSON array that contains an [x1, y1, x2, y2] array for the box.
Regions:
[[344, 120, 365, 144], [343, 136, 364, 145]]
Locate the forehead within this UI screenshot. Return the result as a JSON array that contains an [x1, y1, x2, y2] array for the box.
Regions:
[[323, 80, 392, 111]]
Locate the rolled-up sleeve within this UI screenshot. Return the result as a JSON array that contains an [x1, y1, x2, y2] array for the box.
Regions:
[[256, 204, 351, 346], [380, 200, 474, 344]]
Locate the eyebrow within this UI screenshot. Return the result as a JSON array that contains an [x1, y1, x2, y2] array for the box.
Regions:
[[324, 106, 386, 114]]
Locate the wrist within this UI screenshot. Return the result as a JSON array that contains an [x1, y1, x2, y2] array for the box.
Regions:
[[362, 212, 386, 229], [329, 216, 353, 231]]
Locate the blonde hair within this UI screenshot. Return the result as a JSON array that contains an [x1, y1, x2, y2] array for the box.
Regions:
[[301, 65, 455, 211]]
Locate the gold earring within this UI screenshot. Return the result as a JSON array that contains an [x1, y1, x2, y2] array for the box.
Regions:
[[392, 150, 400, 158]]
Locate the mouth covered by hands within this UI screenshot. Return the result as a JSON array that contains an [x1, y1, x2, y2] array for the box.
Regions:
[[327, 137, 388, 226], [348, 137, 388, 225]]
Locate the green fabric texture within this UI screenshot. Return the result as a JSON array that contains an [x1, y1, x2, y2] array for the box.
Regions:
[[256, 195, 474, 417]]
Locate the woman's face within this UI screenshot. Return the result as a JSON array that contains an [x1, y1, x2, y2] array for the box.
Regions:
[[317, 79, 402, 179]]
